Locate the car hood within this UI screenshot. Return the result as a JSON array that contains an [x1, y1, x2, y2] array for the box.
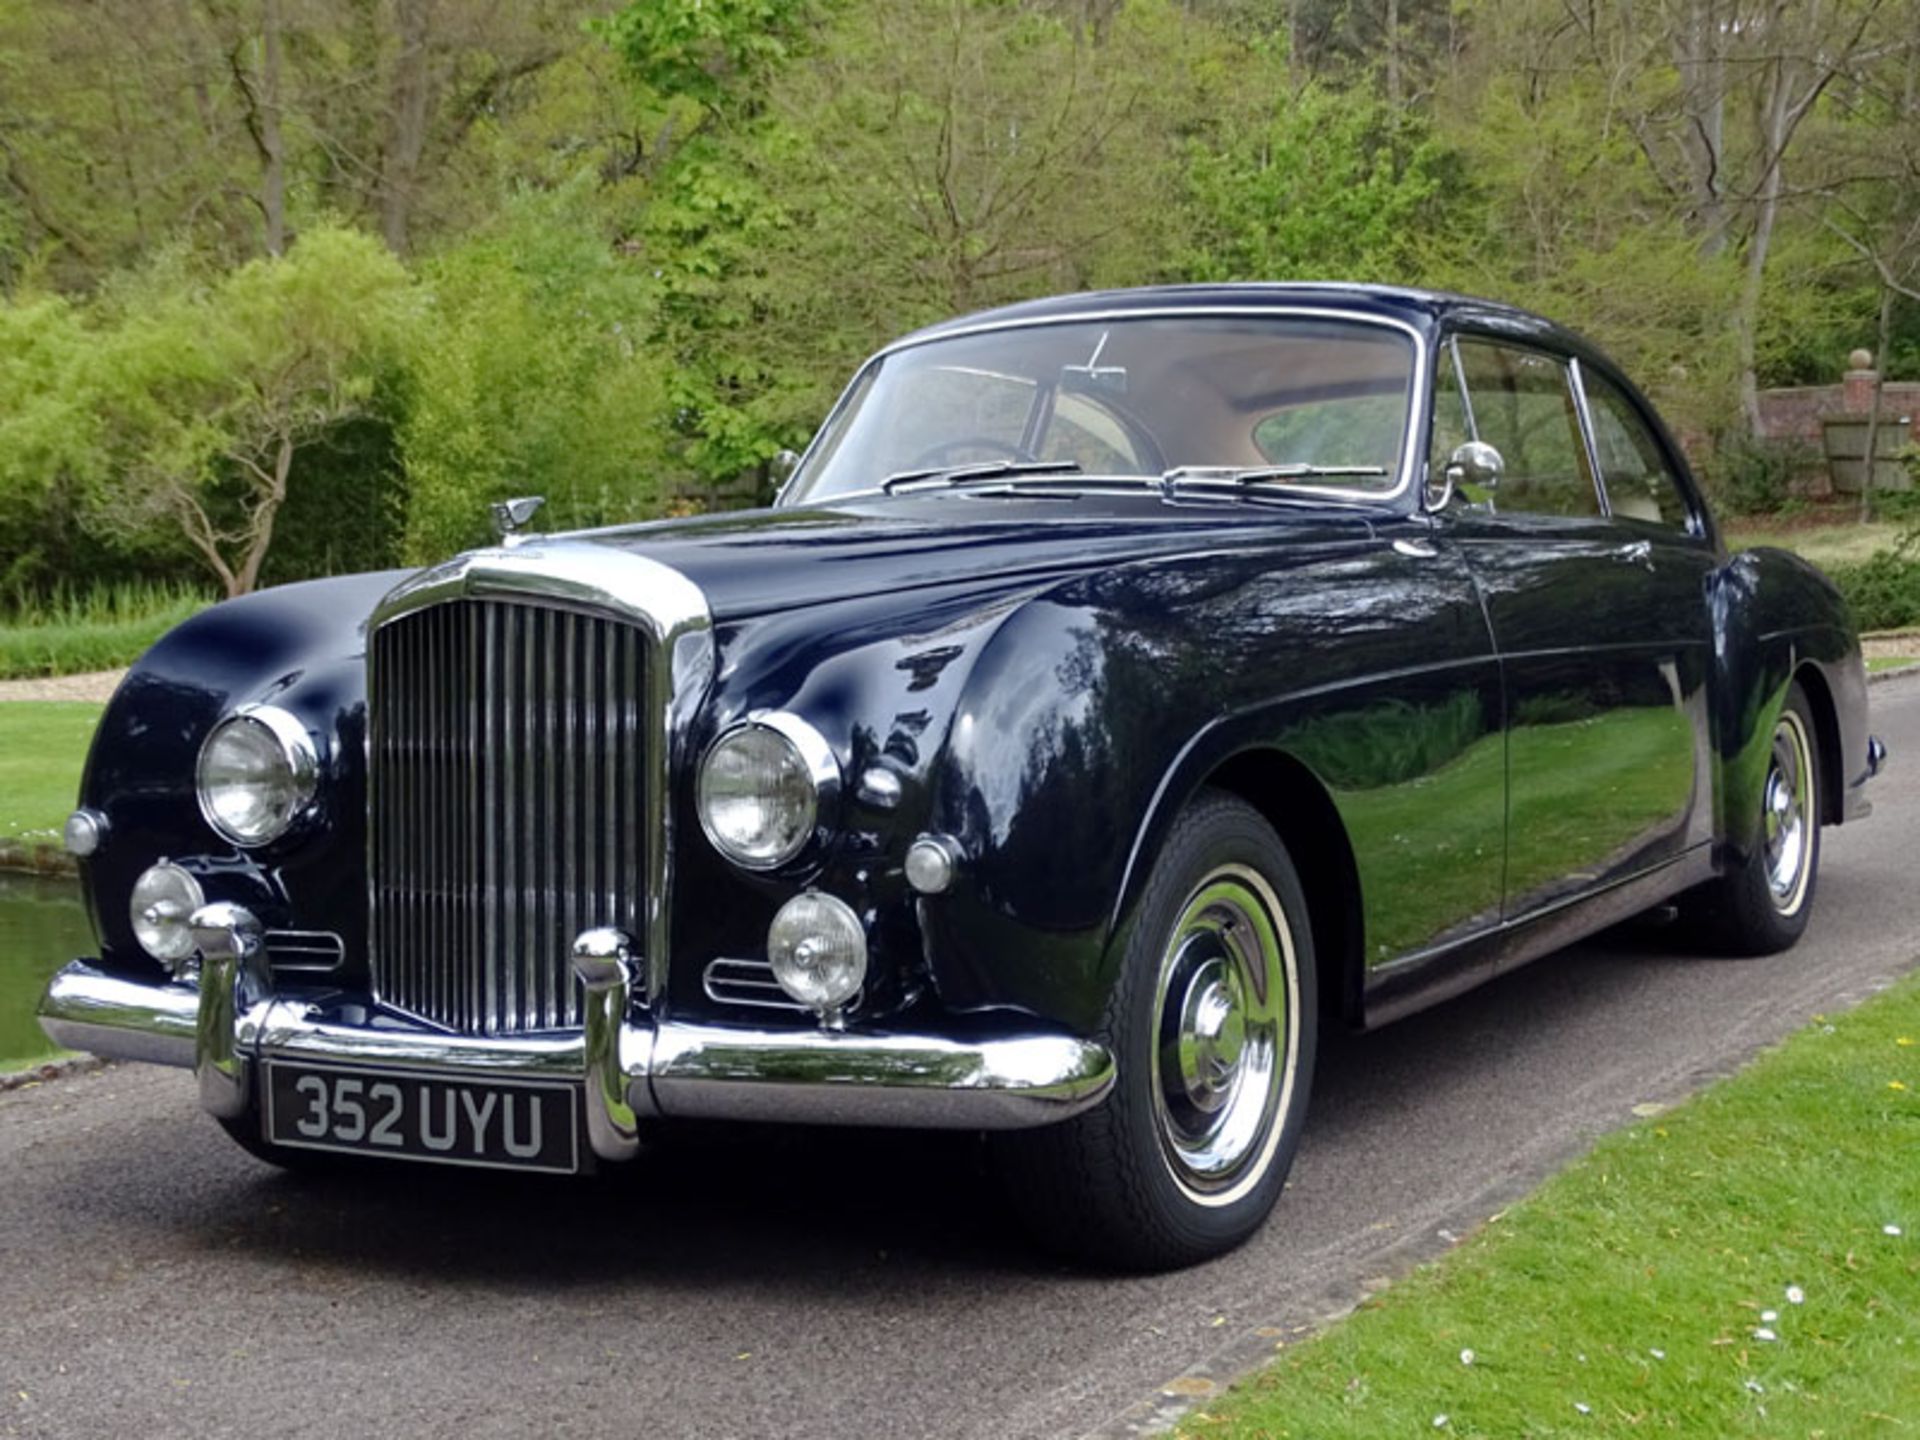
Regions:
[[552, 495, 1385, 620]]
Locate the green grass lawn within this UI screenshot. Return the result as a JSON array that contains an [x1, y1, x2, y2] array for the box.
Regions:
[[1183, 974, 1920, 1439], [0, 580, 208, 680], [1724, 517, 1905, 570], [0, 702, 102, 846]]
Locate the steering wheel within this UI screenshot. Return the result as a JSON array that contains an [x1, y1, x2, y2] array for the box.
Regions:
[[909, 436, 1037, 468]]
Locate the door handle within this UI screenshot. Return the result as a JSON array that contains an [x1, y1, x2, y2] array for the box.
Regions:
[[1393, 538, 1439, 559]]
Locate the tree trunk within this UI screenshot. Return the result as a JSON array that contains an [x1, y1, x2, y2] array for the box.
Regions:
[[1861, 286, 1894, 522], [261, 0, 286, 256], [1738, 29, 1802, 439], [234, 433, 295, 596], [379, 0, 434, 255], [1385, 0, 1401, 107], [1674, 0, 1729, 254]]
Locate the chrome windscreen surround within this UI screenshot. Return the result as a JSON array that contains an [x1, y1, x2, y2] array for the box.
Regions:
[[367, 543, 715, 1013]]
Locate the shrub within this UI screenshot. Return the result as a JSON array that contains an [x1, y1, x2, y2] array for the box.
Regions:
[[1707, 434, 1823, 516], [1829, 543, 1920, 633]]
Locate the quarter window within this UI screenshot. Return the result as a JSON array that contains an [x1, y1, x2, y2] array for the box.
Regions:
[[1428, 340, 1471, 476], [1582, 369, 1693, 531], [1454, 340, 1600, 518]]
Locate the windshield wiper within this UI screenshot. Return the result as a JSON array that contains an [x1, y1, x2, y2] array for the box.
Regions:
[[1160, 463, 1389, 487], [882, 459, 1082, 493]]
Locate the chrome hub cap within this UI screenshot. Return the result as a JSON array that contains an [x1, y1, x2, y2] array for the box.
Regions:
[[1763, 710, 1814, 915], [1150, 865, 1299, 1206]]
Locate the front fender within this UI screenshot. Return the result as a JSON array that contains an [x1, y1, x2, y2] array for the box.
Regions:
[[75, 570, 410, 979]]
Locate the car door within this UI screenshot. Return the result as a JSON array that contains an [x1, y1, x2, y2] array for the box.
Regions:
[[1434, 334, 1713, 933]]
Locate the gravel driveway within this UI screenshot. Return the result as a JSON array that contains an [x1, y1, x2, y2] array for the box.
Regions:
[[0, 670, 125, 703]]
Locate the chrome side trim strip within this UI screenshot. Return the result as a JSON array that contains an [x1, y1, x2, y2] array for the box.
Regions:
[[37, 962, 200, 1069]]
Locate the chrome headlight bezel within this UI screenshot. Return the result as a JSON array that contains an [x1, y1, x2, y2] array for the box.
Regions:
[[696, 711, 841, 872], [195, 703, 319, 848]]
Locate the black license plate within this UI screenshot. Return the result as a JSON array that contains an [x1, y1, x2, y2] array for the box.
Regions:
[[264, 1061, 580, 1174]]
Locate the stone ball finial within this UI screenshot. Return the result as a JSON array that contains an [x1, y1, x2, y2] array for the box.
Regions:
[[1849, 347, 1875, 370]]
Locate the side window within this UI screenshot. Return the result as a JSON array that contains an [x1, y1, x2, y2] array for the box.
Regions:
[[1455, 340, 1600, 517], [1581, 369, 1693, 531]]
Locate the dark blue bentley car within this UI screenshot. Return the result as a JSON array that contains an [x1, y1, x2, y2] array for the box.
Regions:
[[39, 284, 1883, 1268]]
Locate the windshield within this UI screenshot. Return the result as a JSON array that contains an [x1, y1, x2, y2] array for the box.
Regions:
[[782, 314, 1417, 504]]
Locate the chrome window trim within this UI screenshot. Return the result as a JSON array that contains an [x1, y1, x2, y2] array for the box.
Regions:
[[696, 709, 843, 873], [781, 305, 1431, 509], [195, 703, 321, 849], [1567, 356, 1611, 518], [368, 543, 716, 1010]]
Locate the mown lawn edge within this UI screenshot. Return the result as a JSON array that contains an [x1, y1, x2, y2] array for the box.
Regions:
[[1180, 972, 1920, 1439]]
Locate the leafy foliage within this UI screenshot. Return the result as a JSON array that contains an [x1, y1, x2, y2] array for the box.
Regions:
[[1177, 82, 1460, 284], [77, 227, 415, 595], [4, 0, 1920, 604], [400, 185, 671, 563]]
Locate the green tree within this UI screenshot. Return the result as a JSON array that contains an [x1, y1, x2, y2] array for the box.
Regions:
[[399, 185, 672, 563], [85, 226, 415, 596], [0, 293, 110, 597], [1175, 81, 1462, 283]]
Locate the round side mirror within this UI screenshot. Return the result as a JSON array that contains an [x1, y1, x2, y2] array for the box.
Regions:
[[1444, 441, 1504, 504], [770, 449, 802, 485]]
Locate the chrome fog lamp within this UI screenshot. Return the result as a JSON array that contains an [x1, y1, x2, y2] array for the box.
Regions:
[[130, 862, 205, 969], [196, 704, 317, 847], [905, 835, 961, 895], [698, 713, 839, 870], [767, 891, 868, 1018], [63, 808, 107, 857]]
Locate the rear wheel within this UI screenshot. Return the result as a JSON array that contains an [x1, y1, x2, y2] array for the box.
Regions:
[[996, 791, 1316, 1270], [1688, 681, 1822, 955]]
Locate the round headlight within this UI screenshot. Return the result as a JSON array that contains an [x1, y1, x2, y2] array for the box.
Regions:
[[196, 705, 317, 847], [767, 891, 868, 1013], [697, 714, 838, 870], [130, 862, 205, 967]]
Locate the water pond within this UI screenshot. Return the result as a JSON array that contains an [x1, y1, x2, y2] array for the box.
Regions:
[[0, 872, 92, 1069]]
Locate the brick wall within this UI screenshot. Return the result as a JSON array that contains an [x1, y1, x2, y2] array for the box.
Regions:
[[1756, 380, 1920, 446]]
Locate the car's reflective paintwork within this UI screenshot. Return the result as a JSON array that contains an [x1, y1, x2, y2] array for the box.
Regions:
[[67, 284, 1872, 1059]]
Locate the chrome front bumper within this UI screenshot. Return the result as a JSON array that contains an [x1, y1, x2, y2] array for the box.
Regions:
[[37, 911, 1115, 1164]]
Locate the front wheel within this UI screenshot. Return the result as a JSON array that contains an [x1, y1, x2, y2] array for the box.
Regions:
[[1686, 680, 1823, 956], [995, 791, 1316, 1270]]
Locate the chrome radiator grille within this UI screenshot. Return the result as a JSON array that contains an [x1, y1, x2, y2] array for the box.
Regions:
[[368, 599, 646, 1035]]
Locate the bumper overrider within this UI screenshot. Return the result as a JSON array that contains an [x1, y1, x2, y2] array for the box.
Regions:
[[36, 905, 1116, 1164]]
